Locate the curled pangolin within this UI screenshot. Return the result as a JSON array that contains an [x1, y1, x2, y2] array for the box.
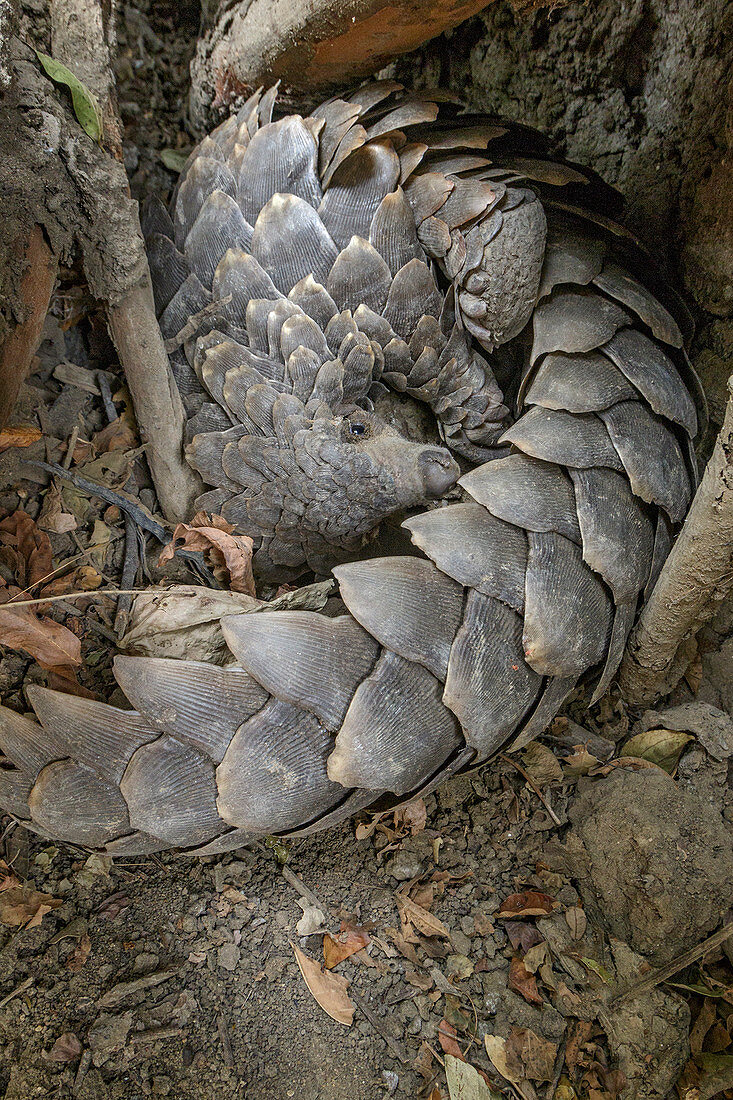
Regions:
[[0, 83, 704, 855]]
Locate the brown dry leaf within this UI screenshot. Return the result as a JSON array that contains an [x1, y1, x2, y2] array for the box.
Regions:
[[497, 890, 557, 919], [393, 797, 427, 835], [323, 926, 370, 969], [0, 596, 82, 671], [505, 1026, 558, 1084], [0, 425, 42, 453], [36, 483, 78, 534], [159, 512, 255, 594], [385, 926, 421, 963], [43, 1032, 82, 1063], [0, 861, 21, 891], [0, 510, 53, 588], [439, 1019, 465, 1060], [620, 728, 692, 773], [565, 906, 587, 939], [291, 941, 354, 1026], [396, 893, 452, 941], [521, 742, 564, 784], [485, 1035, 521, 1085], [505, 921, 544, 952], [690, 996, 719, 1055], [0, 883, 62, 927], [414, 1041, 435, 1081], [508, 955, 544, 1006], [66, 931, 92, 972], [563, 745, 601, 777], [92, 416, 138, 454], [405, 968, 433, 991]]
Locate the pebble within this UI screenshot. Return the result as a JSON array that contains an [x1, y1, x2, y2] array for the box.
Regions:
[[385, 850, 424, 881], [217, 943, 240, 972]]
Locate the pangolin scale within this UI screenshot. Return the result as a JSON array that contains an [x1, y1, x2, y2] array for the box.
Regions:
[[0, 83, 703, 855]]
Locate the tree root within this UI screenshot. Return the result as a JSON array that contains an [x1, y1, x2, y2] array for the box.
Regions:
[[619, 377, 733, 706]]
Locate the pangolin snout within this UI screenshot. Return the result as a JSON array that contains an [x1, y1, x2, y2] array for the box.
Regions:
[[418, 450, 461, 498]]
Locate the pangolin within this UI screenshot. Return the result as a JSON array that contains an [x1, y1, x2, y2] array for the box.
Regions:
[[0, 83, 703, 854]]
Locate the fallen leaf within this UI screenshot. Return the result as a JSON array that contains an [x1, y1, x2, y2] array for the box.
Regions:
[[291, 941, 354, 1026], [159, 512, 255, 594], [505, 1026, 558, 1083], [521, 742, 564, 784], [414, 1041, 435, 1081], [562, 746, 601, 776], [36, 483, 78, 534], [508, 955, 544, 1005], [522, 941, 550, 974], [0, 597, 82, 671], [565, 906, 587, 939], [393, 798, 427, 835], [505, 921, 544, 953], [0, 510, 53, 588], [0, 883, 62, 927], [445, 1054, 497, 1099], [323, 927, 370, 969], [92, 417, 138, 454], [43, 1032, 82, 1063], [621, 728, 692, 773], [485, 1035, 521, 1085], [0, 425, 41, 452], [498, 890, 557, 919], [694, 1052, 733, 1100], [446, 953, 474, 981], [396, 893, 451, 941], [439, 1020, 465, 1060], [66, 931, 92, 972]]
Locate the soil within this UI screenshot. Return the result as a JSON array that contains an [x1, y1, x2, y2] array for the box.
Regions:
[[0, 2, 731, 1099]]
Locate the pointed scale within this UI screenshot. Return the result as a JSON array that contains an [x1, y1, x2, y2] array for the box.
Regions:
[[114, 657, 269, 764], [333, 556, 464, 680], [221, 612, 379, 732], [327, 651, 462, 795], [404, 503, 527, 613], [443, 592, 542, 759]]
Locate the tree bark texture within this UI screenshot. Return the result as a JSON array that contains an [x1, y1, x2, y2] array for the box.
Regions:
[[0, 4, 200, 522], [618, 377, 733, 706], [190, 0, 548, 128]]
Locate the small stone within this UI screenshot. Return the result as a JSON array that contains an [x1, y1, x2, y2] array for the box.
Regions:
[[385, 850, 424, 881], [88, 1011, 133, 1067], [217, 943, 240, 972], [152, 1076, 172, 1096], [451, 930, 472, 955]]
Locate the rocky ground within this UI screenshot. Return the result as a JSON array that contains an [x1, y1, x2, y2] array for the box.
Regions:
[[0, 1, 731, 1098]]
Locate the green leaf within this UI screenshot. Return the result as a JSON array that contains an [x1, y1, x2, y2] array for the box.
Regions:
[[694, 1053, 733, 1100], [160, 148, 190, 173], [621, 728, 692, 773], [580, 957, 612, 984], [666, 979, 730, 998], [35, 51, 103, 142]]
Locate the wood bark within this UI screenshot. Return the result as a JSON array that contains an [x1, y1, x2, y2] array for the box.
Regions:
[[190, 0, 547, 128], [618, 376, 733, 706], [0, 3, 200, 522]]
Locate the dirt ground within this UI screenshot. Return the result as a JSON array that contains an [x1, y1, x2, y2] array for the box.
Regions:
[[0, 1, 731, 1098]]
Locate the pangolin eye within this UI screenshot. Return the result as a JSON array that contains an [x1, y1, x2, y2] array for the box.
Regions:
[[349, 421, 367, 436]]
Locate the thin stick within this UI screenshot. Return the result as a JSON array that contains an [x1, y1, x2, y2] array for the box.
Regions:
[[610, 919, 733, 1005], [216, 1012, 235, 1069], [280, 865, 328, 913], [114, 516, 141, 637], [350, 990, 409, 1065], [50, 0, 201, 524], [0, 975, 33, 1010], [499, 753, 562, 825], [2, 587, 152, 609], [97, 371, 118, 423]]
